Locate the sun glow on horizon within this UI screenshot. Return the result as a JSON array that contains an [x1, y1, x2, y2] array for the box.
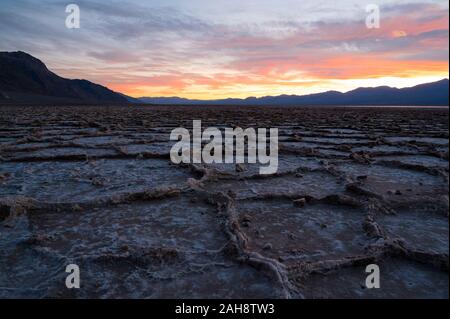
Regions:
[[111, 74, 449, 100]]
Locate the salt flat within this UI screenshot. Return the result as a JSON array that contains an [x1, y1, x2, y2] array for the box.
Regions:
[[0, 105, 448, 298]]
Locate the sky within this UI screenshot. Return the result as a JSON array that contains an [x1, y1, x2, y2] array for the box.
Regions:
[[0, 0, 448, 99]]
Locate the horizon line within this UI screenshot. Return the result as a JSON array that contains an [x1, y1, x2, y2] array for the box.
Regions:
[[128, 78, 449, 100]]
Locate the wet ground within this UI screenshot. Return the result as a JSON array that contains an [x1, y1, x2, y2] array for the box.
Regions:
[[0, 105, 448, 298]]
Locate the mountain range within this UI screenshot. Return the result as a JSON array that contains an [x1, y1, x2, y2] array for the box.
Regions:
[[0, 51, 448, 106], [0, 51, 127, 104], [137, 80, 449, 106]]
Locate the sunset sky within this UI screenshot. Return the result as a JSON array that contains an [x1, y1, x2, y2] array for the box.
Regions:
[[0, 0, 448, 99]]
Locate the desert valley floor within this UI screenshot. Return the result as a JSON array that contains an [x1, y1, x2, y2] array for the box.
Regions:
[[0, 105, 448, 298]]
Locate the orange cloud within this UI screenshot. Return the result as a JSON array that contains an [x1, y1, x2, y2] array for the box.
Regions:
[[95, 3, 450, 99]]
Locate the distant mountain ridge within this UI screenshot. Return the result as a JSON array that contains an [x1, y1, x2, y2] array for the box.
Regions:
[[137, 79, 449, 106], [0, 51, 448, 106], [0, 51, 128, 104]]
